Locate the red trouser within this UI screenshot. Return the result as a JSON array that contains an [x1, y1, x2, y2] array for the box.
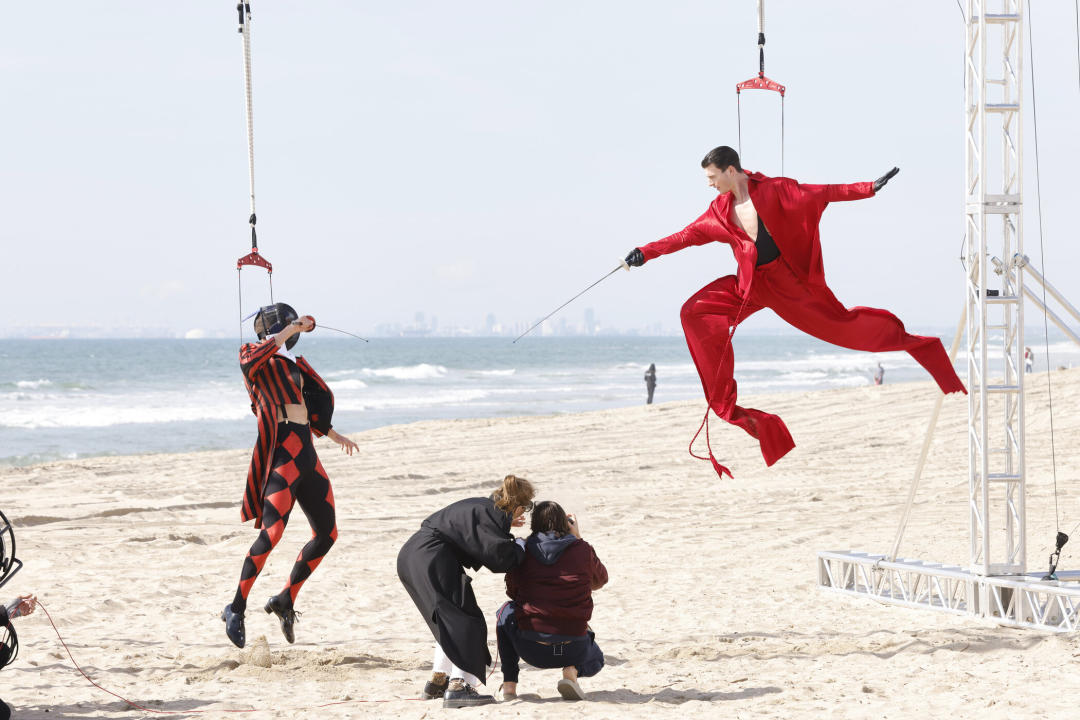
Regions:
[[681, 257, 966, 468]]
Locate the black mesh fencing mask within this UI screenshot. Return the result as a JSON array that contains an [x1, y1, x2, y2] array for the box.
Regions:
[[254, 303, 300, 350]]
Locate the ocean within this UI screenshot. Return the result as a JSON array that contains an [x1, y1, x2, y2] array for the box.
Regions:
[[3, 333, 1077, 467]]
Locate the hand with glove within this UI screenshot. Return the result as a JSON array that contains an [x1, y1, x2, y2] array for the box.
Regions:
[[873, 167, 900, 193], [624, 248, 645, 268]]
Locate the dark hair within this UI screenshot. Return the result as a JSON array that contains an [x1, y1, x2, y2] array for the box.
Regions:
[[531, 500, 571, 535], [701, 146, 742, 172]]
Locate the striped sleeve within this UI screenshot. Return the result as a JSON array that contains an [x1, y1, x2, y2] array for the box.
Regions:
[[240, 338, 279, 381]]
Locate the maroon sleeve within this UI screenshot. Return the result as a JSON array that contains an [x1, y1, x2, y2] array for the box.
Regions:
[[239, 338, 279, 381], [588, 545, 608, 590], [638, 208, 719, 262], [505, 568, 518, 600]]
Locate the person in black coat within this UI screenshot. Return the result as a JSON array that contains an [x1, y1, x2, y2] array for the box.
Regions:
[[644, 363, 657, 404], [397, 474, 536, 708]]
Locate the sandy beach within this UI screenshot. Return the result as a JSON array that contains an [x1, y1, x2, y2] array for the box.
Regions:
[[4, 371, 1080, 719]]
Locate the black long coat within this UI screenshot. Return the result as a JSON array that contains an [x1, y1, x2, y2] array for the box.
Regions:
[[396, 497, 525, 679]]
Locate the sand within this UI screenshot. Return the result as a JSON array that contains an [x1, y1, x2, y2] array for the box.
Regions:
[[3, 370, 1080, 718]]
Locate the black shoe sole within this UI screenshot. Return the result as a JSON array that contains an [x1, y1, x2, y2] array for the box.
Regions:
[[443, 698, 497, 709]]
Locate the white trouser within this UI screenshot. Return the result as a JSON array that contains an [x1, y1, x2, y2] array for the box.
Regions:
[[432, 643, 481, 687]]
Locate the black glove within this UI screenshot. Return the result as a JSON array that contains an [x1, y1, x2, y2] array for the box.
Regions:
[[624, 248, 645, 267], [873, 167, 899, 193]]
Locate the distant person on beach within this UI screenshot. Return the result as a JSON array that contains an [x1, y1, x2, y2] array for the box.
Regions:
[[644, 363, 657, 404], [497, 501, 608, 702], [397, 475, 536, 708], [623, 146, 965, 477], [1025, 347, 1034, 373], [222, 303, 359, 650], [874, 362, 885, 386]]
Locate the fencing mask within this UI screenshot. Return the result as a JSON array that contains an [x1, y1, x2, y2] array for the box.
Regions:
[[254, 303, 300, 350]]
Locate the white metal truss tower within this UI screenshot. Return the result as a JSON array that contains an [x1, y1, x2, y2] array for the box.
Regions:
[[964, 0, 1025, 578], [817, 0, 1080, 632]]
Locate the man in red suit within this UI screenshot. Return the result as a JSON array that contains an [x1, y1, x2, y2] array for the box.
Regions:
[[624, 146, 965, 477]]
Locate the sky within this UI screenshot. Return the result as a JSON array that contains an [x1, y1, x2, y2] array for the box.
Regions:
[[3, 1, 1080, 337]]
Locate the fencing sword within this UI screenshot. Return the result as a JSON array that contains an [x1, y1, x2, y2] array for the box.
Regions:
[[512, 261, 629, 343], [318, 325, 369, 343]]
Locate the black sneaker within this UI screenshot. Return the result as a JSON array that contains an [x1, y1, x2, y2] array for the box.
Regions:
[[421, 675, 449, 700], [221, 605, 246, 649], [264, 594, 299, 644], [443, 684, 496, 708]]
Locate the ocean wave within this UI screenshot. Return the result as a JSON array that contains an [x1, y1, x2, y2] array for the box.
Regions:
[[738, 352, 922, 373], [360, 364, 448, 380], [739, 374, 869, 391], [331, 379, 368, 391], [15, 379, 52, 389], [2, 402, 251, 430], [321, 369, 359, 380], [473, 369, 516, 377], [0, 451, 79, 467], [356, 388, 489, 409], [776, 370, 831, 382]]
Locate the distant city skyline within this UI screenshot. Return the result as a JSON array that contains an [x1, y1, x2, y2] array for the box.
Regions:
[[0, 306, 676, 340]]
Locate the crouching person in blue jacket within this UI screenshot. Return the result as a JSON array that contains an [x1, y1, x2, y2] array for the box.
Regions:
[[496, 500, 608, 701]]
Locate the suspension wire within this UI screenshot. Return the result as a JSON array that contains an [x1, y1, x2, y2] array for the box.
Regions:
[[239, 2, 256, 227], [237, 270, 244, 346], [1026, 0, 1063, 533], [737, 94, 742, 157], [780, 95, 784, 175], [235, 2, 273, 342], [1067, 0, 1080, 540]]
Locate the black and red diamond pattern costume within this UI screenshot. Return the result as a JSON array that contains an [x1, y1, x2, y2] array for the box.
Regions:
[[231, 338, 338, 612]]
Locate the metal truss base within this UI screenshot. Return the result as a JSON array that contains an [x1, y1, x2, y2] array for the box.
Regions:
[[818, 550, 1080, 632]]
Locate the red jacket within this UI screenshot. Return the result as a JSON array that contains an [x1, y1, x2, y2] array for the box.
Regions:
[[505, 533, 608, 637], [640, 171, 875, 295], [239, 338, 334, 528]]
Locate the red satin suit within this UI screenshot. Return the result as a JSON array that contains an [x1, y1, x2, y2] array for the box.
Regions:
[[639, 171, 966, 475]]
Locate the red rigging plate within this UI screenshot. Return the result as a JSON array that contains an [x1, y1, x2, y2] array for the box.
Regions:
[[736, 74, 785, 96], [237, 248, 273, 272]]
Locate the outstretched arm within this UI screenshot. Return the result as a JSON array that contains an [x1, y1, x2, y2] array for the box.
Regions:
[[797, 181, 876, 204], [624, 209, 717, 268], [796, 167, 897, 204]]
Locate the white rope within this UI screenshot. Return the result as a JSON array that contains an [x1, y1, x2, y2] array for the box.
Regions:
[[757, 0, 765, 35], [240, 2, 256, 220]]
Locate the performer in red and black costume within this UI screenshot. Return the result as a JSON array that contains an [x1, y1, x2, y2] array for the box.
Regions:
[[624, 146, 966, 477], [222, 303, 359, 648]]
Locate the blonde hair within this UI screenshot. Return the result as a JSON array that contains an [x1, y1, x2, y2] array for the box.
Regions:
[[492, 474, 535, 514]]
